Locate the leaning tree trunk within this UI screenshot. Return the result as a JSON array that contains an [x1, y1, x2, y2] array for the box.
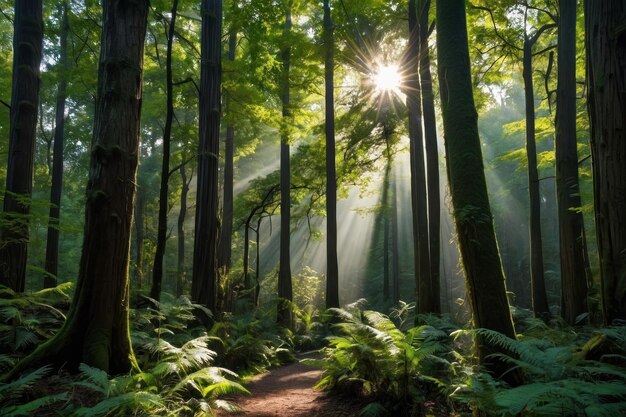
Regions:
[[151, 0, 179, 302], [44, 1, 69, 289], [6, 0, 149, 377], [418, 0, 441, 313], [407, 0, 432, 314], [522, 38, 550, 317], [277, 7, 293, 328], [436, 0, 519, 381], [324, 0, 339, 309], [585, 0, 626, 324], [191, 0, 222, 314], [556, 0, 591, 325], [0, 0, 43, 292]]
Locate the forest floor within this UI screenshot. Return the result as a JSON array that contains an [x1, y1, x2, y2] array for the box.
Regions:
[[217, 352, 364, 417]]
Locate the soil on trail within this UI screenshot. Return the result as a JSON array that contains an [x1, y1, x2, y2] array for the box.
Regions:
[[218, 355, 363, 417]]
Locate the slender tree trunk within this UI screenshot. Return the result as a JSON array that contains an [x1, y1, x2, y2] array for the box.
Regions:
[[151, 0, 179, 302], [255, 216, 262, 305], [436, 0, 519, 381], [586, 0, 626, 324], [522, 38, 550, 317], [382, 161, 391, 302], [324, 0, 339, 309], [407, 0, 432, 313], [44, 2, 69, 288], [419, 0, 441, 313], [134, 189, 145, 291], [278, 7, 293, 328], [192, 0, 222, 314], [391, 173, 400, 305], [0, 0, 43, 292], [6, 0, 148, 377], [556, 0, 590, 325], [217, 31, 236, 279], [176, 165, 190, 297]]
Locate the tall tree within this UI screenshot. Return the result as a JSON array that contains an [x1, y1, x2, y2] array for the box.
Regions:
[[406, 0, 432, 313], [324, 0, 339, 309], [418, 0, 441, 313], [7, 0, 149, 375], [556, 0, 590, 325], [278, 4, 293, 327], [436, 0, 518, 379], [44, 1, 69, 288], [585, 0, 626, 323], [0, 0, 43, 292], [177, 164, 191, 297], [151, 0, 180, 302], [191, 0, 222, 314]]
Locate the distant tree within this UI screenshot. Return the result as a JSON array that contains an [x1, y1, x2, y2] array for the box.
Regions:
[[191, 0, 222, 314], [436, 0, 519, 380], [324, 0, 339, 309], [278, 4, 293, 328], [556, 0, 591, 325], [0, 0, 43, 292], [585, 0, 626, 323], [44, 1, 69, 288], [7, 0, 148, 375], [177, 164, 191, 297]]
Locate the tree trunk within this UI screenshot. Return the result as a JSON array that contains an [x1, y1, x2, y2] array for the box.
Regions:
[[278, 7, 293, 328], [382, 161, 391, 302], [217, 31, 236, 279], [134, 188, 145, 291], [0, 0, 43, 292], [556, 0, 591, 325], [6, 0, 148, 377], [436, 0, 518, 381], [585, 0, 626, 324], [191, 0, 222, 314], [419, 0, 441, 313], [324, 0, 339, 309], [44, 1, 69, 289], [522, 38, 550, 317], [151, 0, 179, 302], [407, 0, 432, 313], [391, 174, 400, 305], [177, 165, 189, 297]]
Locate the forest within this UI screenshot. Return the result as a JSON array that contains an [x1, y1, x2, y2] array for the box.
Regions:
[[0, 0, 625, 416]]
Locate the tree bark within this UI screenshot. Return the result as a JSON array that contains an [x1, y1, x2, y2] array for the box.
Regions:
[[418, 0, 441, 313], [585, 0, 626, 324], [382, 161, 391, 302], [278, 7, 293, 328], [436, 0, 518, 381], [522, 37, 550, 317], [0, 0, 43, 292], [191, 0, 222, 314], [6, 0, 148, 376], [324, 0, 339, 309], [556, 0, 591, 325], [44, 1, 69, 288], [406, 0, 432, 314], [134, 188, 145, 291], [391, 174, 400, 305], [177, 165, 190, 297], [151, 0, 179, 302]]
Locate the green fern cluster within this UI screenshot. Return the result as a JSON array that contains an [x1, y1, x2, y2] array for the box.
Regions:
[[452, 327, 626, 416], [310, 301, 454, 416]]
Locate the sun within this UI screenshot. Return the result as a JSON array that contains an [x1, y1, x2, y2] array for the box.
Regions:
[[373, 64, 402, 92]]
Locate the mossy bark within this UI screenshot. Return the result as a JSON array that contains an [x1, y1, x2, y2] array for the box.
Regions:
[[436, 0, 518, 380], [5, 0, 148, 378], [586, 0, 626, 324], [0, 0, 43, 292]]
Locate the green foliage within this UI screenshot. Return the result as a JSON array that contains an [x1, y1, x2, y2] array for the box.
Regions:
[[0, 365, 69, 416]]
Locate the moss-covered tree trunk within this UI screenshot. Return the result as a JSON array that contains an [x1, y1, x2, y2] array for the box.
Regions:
[[278, 6, 293, 328], [0, 0, 43, 292], [436, 0, 518, 379], [44, 1, 69, 289], [407, 0, 432, 314], [191, 0, 222, 314], [556, 0, 591, 325], [419, 0, 441, 314], [324, 0, 339, 309], [585, 0, 626, 323], [6, 0, 148, 377], [151, 0, 179, 302]]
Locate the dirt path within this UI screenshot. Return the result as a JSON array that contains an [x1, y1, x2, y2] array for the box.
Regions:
[[218, 354, 364, 417]]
